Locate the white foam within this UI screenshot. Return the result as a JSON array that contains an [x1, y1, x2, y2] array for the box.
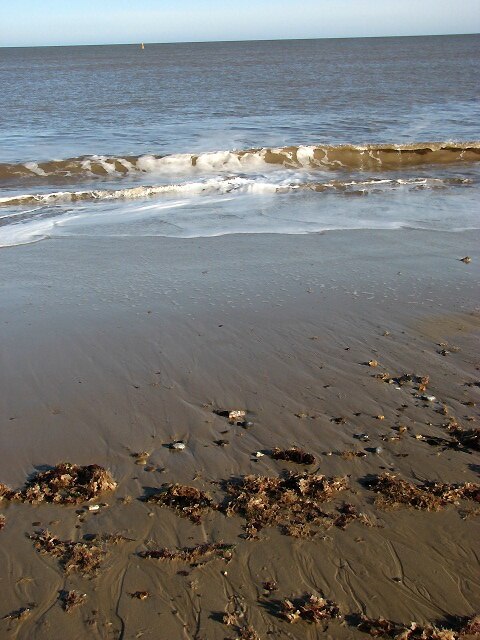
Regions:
[[0, 175, 472, 209], [24, 162, 47, 176], [296, 146, 316, 166]]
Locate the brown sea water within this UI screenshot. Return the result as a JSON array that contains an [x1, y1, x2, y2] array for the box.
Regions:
[[0, 35, 479, 245]]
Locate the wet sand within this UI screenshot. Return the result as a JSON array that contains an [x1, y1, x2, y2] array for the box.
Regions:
[[0, 230, 479, 639]]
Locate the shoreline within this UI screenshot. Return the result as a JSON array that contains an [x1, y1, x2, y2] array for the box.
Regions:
[[0, 229, 479, 639]]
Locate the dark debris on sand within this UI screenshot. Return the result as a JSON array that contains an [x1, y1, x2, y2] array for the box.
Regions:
[[280, 594, 341, 624], [0, 463, 116, 505], [357, 613, 480, 639], [139, 542, 235, 565], [374, 372, 430, 393], [270, 447, 316, 465], [144, 483, 215, 523], [447, 426, 480, 452], [60, 590, 87, 612], [222, 472, 350, 538], [2, 606, 34, 622], [0, 515, 5, 530], [367, 473, 479, 511], [30, 530, 106, 577]]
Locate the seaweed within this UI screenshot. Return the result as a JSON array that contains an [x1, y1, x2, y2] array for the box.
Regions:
[[447, 426, 480, 452], [333, 503, 368, 530], [0, 483, 16, 500], [356, 614, 480, 639], [2, 606, 33, 621], [0, 515, 5, 531], [357, 615, 396, 636], [270, 447, 316, 465], [375, 373, 430, 393], [144, 483, 215, 523], [30, 530, 105, 577], [139, 542, 235, 564], [367, 473, 480, 511], [0, 464, 116, 505], [222, 472, 349, 538], [220, 596, 259, 639], [262, 581, 278, 594], [341, 450, 367, 460], [60, 590, 86, 612], [280, 594, 341, 624]]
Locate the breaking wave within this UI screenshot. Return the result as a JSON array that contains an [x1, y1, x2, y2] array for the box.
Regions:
[[0, 176, 472, 208], [1, 142, 479, 185]]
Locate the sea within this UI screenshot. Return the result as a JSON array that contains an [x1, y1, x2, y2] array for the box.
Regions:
[[0, 34, 479, 247]]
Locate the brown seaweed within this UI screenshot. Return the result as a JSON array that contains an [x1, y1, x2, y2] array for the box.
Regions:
[[375, 372, 430, 392], [0, 464, 116, 505], [280, 594, 341, 624], [367, 473, 480, 511], [447, 426, 480, 452], [139, 542, 235, 564], [270, 447, 316, 465], [222, 472, 349, 538], [30, 530, 105, 577], [0, 483, 16, 501], [144, 483, 215, 523], [2, 606, 33, 621], [262, 580, 278, 594], [60, 590, 86, 612], [356, 613, 480, 639]]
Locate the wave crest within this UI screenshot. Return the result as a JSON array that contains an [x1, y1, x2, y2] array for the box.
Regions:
[[1, 141, 479, 185]]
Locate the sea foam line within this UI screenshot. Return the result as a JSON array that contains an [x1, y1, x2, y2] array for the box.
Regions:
[[0, 176, 472, 208]]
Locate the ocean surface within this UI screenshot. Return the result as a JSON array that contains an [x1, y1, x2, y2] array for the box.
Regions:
[[0, 35, 479, 247]]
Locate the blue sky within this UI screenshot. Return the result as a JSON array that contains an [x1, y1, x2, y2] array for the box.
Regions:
[[1, 0, 479, 47]]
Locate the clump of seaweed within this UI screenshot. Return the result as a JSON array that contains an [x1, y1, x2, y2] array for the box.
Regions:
[[358, 616, 397, 636], [447, 426, 480, 452], [60, 590, 86, 612], [341, 450, 367, 460], [375, 373, 430, 393], [0, 484, 15, 500], [262, 580, 278, 594], [220, 596, 260, 639], [280, 594, 341, 624], [271, 447, 316, 465], [85, 532, 133, 544], [423, 481, 480, 504], [144, 483, 215, 523], [30, 530, 105, 577], [459, 615, 480, 636], [222, 472, 349, 538], [333, 503, 367, 530], [1, 464, 116, 505], [0, 515, 5, 530], [367, 474, 479, 511], [357, 614, 480, 638], [130, 591, 149, 600], [139, 542, 235, 565], [2, 606, 34, 622]]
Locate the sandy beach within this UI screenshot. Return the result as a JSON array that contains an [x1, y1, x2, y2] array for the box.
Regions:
[[0, 229, 479, 639]]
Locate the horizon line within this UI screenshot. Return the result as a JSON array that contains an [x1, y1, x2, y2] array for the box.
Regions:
[[1, 31, 478, 49]]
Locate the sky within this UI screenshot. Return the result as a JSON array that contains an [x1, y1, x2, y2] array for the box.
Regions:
[[1, 0, 479, 47]]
